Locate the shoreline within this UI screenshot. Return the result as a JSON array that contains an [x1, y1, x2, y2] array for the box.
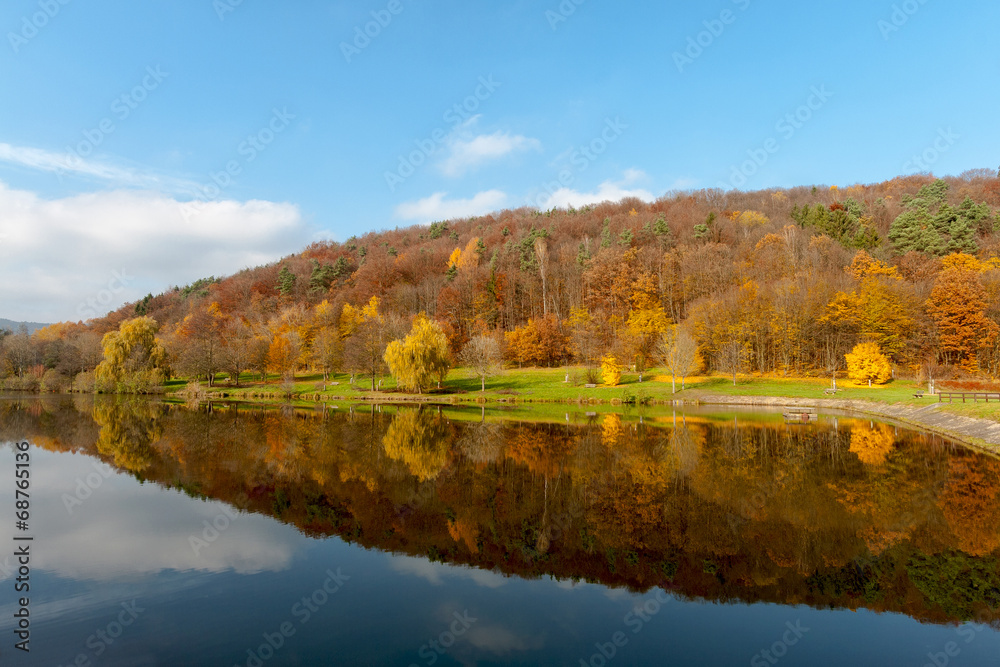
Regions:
[[693, 393, 1000, 458], [7, 385, 1000, 458]]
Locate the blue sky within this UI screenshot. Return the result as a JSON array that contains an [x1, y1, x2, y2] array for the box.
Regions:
[[1, 0, 998, 322]]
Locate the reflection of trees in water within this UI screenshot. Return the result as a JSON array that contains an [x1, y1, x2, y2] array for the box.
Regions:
[[10, 397, 1000, 625], [382, 408, 452, 482], [93, 397, 164, 472], [666, 414, 701, 481], [942, 456, 1000, 557], [849, 423, 897, 467], [457, 412, 505, 466]]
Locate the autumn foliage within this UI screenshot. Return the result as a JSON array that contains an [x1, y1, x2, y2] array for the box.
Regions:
[[8, 173, 1000, 391], [846, 342, 892, 387]]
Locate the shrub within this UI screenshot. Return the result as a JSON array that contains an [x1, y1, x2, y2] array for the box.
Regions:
[[939, 379, 1000, 392], [40, 369, 68, 393], [72, 371, 96, 393]]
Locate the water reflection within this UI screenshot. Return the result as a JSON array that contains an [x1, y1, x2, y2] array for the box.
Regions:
[[2, 396, 999, 629]]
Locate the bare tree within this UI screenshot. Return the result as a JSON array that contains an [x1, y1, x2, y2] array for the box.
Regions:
[[460, 334, 503, 392], [660, 327, 699, 393], [248, 333, 271, 382], [718, 340, 746, 386], [534, 237, 549, 316], [2, 329, 36, 378], [221, 319, 253, 387], [312, 327, 341, 382], [344, 315, 406, 391], [72, 332, 105, 375]]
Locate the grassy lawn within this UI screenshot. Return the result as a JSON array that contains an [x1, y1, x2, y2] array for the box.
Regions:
[[936, 401, 1000, 421], [169, 367, 943, 409], [684, 375, 931, 404]]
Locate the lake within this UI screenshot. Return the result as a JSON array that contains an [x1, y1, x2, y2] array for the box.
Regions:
[[0, 396, 998, 666]]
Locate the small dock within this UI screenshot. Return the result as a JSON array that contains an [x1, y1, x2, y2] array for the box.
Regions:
[[783, 409, 817, 423]]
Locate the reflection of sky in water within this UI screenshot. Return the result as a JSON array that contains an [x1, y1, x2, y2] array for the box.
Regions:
[[0, 447, 298, 583], [0, 440, 997, 666]]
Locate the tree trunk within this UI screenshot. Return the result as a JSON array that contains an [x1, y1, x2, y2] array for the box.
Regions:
[[481, 376, 486, 392]]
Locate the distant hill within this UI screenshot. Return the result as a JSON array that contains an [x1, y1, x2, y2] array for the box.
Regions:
[[37, 171, 1000, 380], [0, 319, 50, 334]]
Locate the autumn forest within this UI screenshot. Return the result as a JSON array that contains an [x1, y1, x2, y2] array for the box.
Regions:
[[4, 171, 1000, 392]]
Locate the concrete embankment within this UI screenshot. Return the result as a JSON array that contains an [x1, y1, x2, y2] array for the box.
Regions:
[[694, 394, 1000, 457]]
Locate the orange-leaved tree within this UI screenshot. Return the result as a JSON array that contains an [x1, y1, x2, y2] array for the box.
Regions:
[[926, 258, 999, 370]]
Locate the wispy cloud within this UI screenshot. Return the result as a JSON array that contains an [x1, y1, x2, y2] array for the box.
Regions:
[[436, 118, 541, 178], [0, 142, 202, 194], [538, 169, 655, 209], [394, 190, 508, 223], [441, 131, 541, 177], [666, 177, 699, 191]]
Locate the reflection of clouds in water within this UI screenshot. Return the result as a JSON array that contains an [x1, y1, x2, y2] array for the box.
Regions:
[[602, 587, 634, 601], [423, 601, 545, 665], [0, 574, 208, 629], [466, 624, 542, 654], [0, 450, 299, 581], [388, 554, 508, 589], [551, 578, 589, 591]]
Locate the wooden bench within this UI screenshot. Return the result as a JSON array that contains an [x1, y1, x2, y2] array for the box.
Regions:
[[913, 393, 924, 399], [585, 384, 598, 388], [823, 388, 838, 395]]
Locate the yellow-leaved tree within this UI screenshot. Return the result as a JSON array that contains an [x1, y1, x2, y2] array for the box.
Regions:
[[845, 342, 892, 387], [95, 316, 170, 393], [384, 314, 451, 394], [342, 296, 391, 391], [601, 354, 622, 387]]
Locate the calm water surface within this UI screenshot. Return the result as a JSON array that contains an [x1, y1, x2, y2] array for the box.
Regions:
[[0, 396, 998, 666]]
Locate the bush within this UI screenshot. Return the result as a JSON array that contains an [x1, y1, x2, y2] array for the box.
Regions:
[[2, 375, 39, 392], [40, 369, 68, 393], [98, 369, 166, 394], [72, 371, 96, 393], [940, 379, 1000, 392], [180, 380, 206, 402]]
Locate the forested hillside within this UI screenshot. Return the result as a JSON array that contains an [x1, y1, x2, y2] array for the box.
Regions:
[[4, 170, 1000, 392]]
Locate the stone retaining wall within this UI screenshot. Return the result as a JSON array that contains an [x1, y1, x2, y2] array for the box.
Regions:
[[696, 394, 1000, 457]]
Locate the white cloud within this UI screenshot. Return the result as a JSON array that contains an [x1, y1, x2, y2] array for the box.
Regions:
[[440, 130, 541, 178], [0, 181, 311, 322], [537, 169, 656, 210], [394, 190, 508, 224], [0, 142, 203, 194]]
